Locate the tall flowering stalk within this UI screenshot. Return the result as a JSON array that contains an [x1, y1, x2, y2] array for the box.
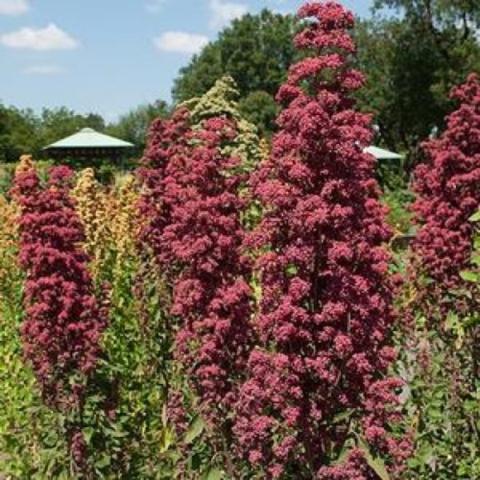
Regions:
[[0, 193, 19, 301], [412, 74, 480, 318], [183, 75, 262, 171], [405, 75, 480, 479], [73, 169, 140, 283], [138, 108, 191, 268], [72, 168, 112, 278], [233, 2, 408, 478], [164, 116, 253, 418], [139, 112, 254, 469], [110, 175, 140, 264], [12, 157, 107, 470]]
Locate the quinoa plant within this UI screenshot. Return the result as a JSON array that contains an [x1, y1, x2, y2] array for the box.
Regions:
[[232, 2, 410, 478]]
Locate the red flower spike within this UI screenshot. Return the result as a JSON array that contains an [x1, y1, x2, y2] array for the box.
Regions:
[[12, 162, 107, 469], [232, 2, 409, 478], [138, 112, 254, 442], [412, 74, 480, 309]]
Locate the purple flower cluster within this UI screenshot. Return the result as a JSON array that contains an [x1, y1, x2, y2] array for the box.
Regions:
[[232, 2, 409, 478], [139, 113, 253, 430], [412, 74, 480, 311], [12, 161, 107, 468]]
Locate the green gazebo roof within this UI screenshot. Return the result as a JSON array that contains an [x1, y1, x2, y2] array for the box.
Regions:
[[364, 146, 403, 160], [44, 127, 134, 150]]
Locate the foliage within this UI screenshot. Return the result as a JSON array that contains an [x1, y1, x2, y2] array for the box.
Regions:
[[382, 188, 414, 235], [172, 10, 298, 135], [0, 105, 106, 163], [399, 313, 480, 480], [0, 105, 38, 163], [233, 3, 410, 478], [106, 100, 170, 155], [355, 0, 480, 169], [238, 90, 279, 139], [70, 167, 179, 478], [355, 17, 446, 167]]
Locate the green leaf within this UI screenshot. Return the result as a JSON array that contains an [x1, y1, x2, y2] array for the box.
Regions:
[[445, 311, 459, 331], [358, 438, 391, 480], [83, 427, 94, 444], [205, 467, 224, 480], [460, 271, 478, 283], [469, 210, 480, 222], [184, 415, 205, 444], [285, 264, 298, 277], [95, 454, 111, 469]]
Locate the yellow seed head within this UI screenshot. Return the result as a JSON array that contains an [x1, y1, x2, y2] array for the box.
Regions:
[[0, 195, 20, 299], [15, 155, 34, 176], [72, 168, 112, 277], [259, 138, 270, 162], [110, 174, 140, 262]]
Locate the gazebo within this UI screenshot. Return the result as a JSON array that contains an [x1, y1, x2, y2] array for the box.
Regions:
[[364, 146, 403, 161], [365, 145, 404, 184], [43, 127, 134, 161]]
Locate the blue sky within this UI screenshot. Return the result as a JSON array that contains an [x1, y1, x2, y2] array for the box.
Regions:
[[0, 0, 374, 121]]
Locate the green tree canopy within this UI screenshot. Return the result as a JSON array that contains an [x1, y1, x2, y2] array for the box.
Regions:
[[172, 9, 297, 135], [357, 0, 480, 169], [0, 105, 38, 163], [0, 105, 108, 163], [106, 100, 170, 155]]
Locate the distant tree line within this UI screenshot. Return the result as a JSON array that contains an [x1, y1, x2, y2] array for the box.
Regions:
[[0, 101, 169, 163], [1, 1, 479, 170]]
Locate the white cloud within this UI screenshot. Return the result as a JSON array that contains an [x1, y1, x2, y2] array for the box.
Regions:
[[0, 0, 29, 16], [154, 31, 209, 54], [209, 0, 247, 29], [0, 23, 79, 50], [145, 0, 166, 13], [24, 64, 64, 75]]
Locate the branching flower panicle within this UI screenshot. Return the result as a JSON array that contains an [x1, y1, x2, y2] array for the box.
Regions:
[[232, 2, 409, 478], [12, 157, 108, 470]]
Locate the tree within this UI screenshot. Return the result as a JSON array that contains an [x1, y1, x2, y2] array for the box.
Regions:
[[172, 10, 297, 135], [355, 18, 445, 159], [107, 100, 170, 154], [355, 0, 480, 169], [0, 105, 108, 163], [0, 105, 38, 163], [233, 3, 409, 478], [38, 107, 105, 147], [239, 90, 279, 139]]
